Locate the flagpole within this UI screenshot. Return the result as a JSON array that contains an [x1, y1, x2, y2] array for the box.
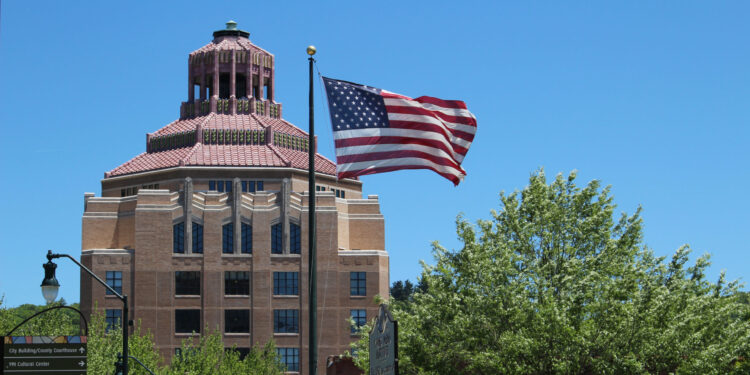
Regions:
[[306, 45, 318, 375]]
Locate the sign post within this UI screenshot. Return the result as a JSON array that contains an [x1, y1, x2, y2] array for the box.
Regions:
[[1, 336, 87, 374], [369, 304, 398, 375]]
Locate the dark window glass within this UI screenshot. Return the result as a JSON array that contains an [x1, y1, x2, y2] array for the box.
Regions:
[[341, 190, 345, 198], [175, 271, 200, 295], [224, 271, 250, 295], [350, 272, 366, 296], [175, 309, 201, 333], [351, 309, 367, 334], [257, 181, 264, 191], [105, 309, 121, 332], [209, 180, 216, 191], [276, 348, 299, 372], [173, 222, 185, 253], [225, 347, 250, 360], [222, 223, 233, 254], [121, 189, 126, 197], [241, 181, 247, 192], [225, 181, 232, 193], [273, 272, 298, 295], [192, 223, 203, 253], [225, 310, 250, 333], [274, 309, 299, 333], [217, 180, 225, 192], [336, 190, 340, 198], [241, 223, 252, 254], [271, 223, 282, 254], [248, 180, 256, 192], [290, 223, 301, 254], [106, 271, 122, 295]]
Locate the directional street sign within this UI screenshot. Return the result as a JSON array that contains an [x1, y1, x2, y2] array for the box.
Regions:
[[1, 336, 87, 374]]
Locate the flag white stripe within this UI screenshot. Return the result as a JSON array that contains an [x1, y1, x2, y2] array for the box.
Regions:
[[335, 143, 458, 167], [385, 108, 477, 135], [384, 98, 476, 120], [333, 128, 467, 162], [387, 113, 474, 148], [337, 156, 466, 179]]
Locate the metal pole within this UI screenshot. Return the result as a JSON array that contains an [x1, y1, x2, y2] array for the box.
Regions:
[[307, 46, 317, 375], [122, 295, 128, 375], [46, 250, 129, 375]]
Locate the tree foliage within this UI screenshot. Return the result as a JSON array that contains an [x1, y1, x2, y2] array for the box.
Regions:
[[354, 170, 750, 374]]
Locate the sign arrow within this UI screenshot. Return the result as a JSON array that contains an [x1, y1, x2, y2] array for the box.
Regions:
[[78, 360, 86, 367], [79, 347, 86, 354]]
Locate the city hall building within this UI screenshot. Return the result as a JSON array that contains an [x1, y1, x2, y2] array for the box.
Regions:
[[80, 22, 388, 374]]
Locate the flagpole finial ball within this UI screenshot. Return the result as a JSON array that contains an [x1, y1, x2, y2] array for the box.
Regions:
[[306, 45, 316, 56]]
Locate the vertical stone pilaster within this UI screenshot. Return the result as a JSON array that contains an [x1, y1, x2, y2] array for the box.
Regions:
[[200, 65, 207, 101], [233, 178, 241, 253], [188, 58, 194, 102], [184, 177, 193, 253], [257, 55, 264, 101], [245, 56, 252, 99], [281, 178, 290, 253], [230, 50, 237, 114], [211, 51, 219, 112]]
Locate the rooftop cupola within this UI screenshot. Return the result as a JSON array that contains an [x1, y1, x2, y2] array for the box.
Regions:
[[181, 21, 281, 118]]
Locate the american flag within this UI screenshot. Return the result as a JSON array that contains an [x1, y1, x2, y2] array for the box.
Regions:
[[322, 77, 477, 185]]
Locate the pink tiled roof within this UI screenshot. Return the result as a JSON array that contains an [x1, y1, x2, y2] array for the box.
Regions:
[[190, 37, 272, 56], [107, 113, 338, 178]]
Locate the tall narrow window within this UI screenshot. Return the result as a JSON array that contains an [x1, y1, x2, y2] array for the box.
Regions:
[[273, 309, 299, 333], [105, 309, 121, 332], [277, 348, 299, 372], [222, 223, 233, 254], [271, 223, 282, 254], [209, 180, 216, 191], [175, 271, 201, 295], [106, 271, 122, 295], [173, 222, 185, 253], [241, 223, 252, 254], [217, 180, 225, 192], [350, 272, 366, 296], [290, 223, 301, 254], [192, 223, 203, 253], [273, 272, 299, 295], [351, 309, 367, 334], [257, 181, 264, 191], [224, 271, 250, 295]]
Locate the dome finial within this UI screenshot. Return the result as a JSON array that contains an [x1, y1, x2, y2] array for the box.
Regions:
[[226, 20, 238, 30]]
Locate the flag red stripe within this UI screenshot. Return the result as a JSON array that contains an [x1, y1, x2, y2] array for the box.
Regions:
[[384, 104, 477, 127], [389, 120, 474, 146], [382, 92, 468, 110]]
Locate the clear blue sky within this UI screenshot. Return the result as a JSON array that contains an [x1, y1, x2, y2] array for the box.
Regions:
[[1, 1, 748, 307]]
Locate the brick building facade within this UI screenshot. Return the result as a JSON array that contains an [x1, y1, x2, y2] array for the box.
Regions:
[[80, 22, 388, 374]]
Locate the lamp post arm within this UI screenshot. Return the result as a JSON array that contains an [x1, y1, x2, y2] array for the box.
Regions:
[[47, 250, 126, 302]]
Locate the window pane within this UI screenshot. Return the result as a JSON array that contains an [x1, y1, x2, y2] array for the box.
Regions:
[[241, 223, 252, 254], [224, 271, 250, 295], [350, 272, 366, 296], [351, 309, 366, 334], [257, 181, 264, 191], [175, 271, 201, 295], [271, 223, 282, 254], [225, 181, 232, 193], [273, 272, 298, 295], [105, 309, 121, 332], [248, 180, 256, 193], [192, 223, 203, 253], [276, 348, 299, 372], [106, 271, 122, 295], [273, 309, 299, 333], [222, 223, 233, 254], [225, 310, 250, 333], [217, 180, 224, 192], [209, 180, 216, 191], [290, 223, 301, 254], [173, 222, 185, 253], [175, 309, 201, 333], [241, 181, 247, 192]]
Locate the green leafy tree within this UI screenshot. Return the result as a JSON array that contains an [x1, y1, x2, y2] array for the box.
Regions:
[[166, 327, 284, 375], [0, 297, 78, 337], [353, 170, 750, 374]]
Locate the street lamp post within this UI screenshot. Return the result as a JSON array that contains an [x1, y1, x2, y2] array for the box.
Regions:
[[40, 250, 130, 375]]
